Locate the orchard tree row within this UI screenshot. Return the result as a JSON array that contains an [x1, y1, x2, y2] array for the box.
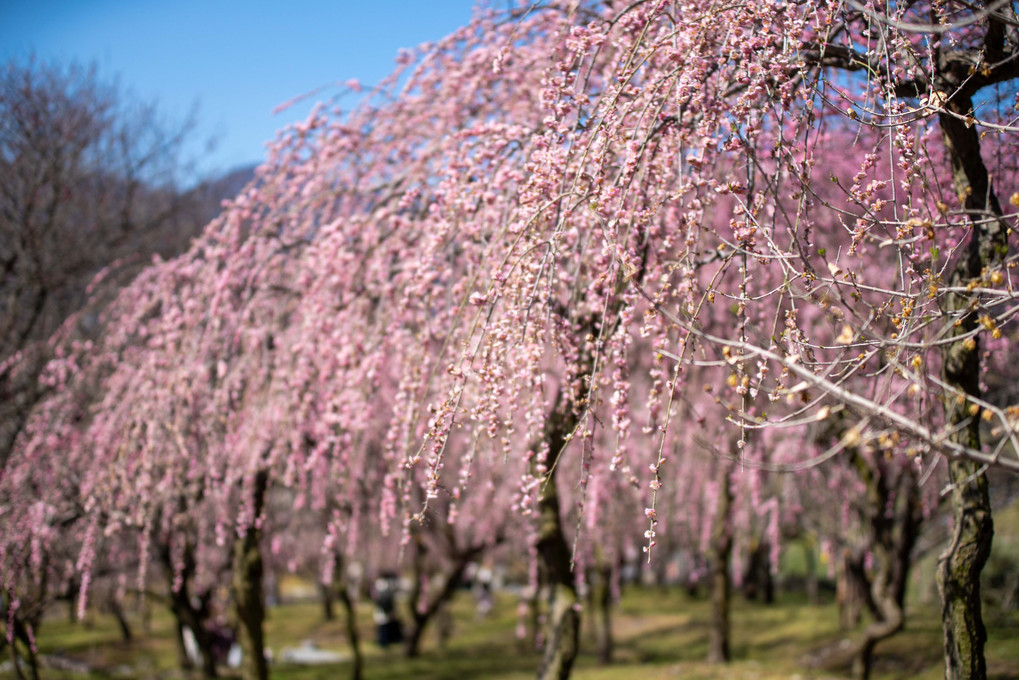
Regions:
[[2, 2, 1018, 680]]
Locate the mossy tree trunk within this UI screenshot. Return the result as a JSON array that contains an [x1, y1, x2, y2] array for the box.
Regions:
[[535, 402, 581, 680], [232, 470, 269, 680], [935, 86, 1006, 680]]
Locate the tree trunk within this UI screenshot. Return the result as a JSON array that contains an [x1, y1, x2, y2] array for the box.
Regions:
[[437, 601, 453, 649], [707, 461, 733, 664], [168, 577, 217, 678], [232, 471, 269, 680], [935, 91, 1003, 680], [2, 610, 40, 680], [338, 585, 363, 680], [837, 550, 864, 631], [847, 455, 922, 680], [404, 540, 480, 658], [519, 580, 542, 653], [15, 639, 40, 680], [319, 581, 335, 622], [589, 558, 614, 665], [742, 539, 774, 604], [535, 406, 581, 680], [110, 598, 133, 642], [937, 459, 992, 680], [405, 617, 426, 658]]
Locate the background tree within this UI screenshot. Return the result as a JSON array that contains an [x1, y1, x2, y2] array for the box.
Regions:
[[0, 55, 239, 676], [0, 56, 237, 469]]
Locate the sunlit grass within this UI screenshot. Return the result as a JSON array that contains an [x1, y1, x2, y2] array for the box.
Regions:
[[6, 579, 1018, 679]]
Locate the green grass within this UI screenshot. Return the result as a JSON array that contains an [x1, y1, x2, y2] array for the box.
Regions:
[[7, 585, 1018, 680]]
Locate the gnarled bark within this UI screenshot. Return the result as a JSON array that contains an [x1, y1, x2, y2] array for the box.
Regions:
[[535, 403, 581, 680], [935, 86, 1005, 680]]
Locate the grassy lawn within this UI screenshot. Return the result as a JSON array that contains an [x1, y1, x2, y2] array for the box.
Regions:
[[8, 584, 1018, 680]]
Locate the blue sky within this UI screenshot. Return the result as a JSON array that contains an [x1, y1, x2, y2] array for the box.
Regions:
[[0, 1, 477, 179]]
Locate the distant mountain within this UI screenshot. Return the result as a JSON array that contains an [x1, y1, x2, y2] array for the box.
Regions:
[[183, 164, 259, 227], [195, 164, 258, 207]]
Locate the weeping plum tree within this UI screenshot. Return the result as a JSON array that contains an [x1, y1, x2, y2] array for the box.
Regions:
[[2, 2, 1019, 680]]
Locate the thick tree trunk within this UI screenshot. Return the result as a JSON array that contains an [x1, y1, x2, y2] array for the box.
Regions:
[[535, 405, 581, 680], [707, 461, 733, 664], [937, 459, 992, 680], [232, 471, 269, 680], [934, 91, 1003, 680], [338, 585, 363, 680], [535, 479, 578, 679]]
